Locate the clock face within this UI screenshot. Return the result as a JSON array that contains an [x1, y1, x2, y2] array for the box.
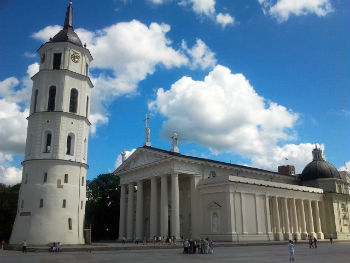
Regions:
[[71, 52, 80, 63]]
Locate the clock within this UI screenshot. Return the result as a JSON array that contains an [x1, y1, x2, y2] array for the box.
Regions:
[[71, 52, 80, 63]]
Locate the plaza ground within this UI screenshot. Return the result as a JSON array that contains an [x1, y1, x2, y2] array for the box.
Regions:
[[1, 241, 349, 263]]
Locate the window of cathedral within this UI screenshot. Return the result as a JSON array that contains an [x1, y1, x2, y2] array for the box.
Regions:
[[82, 176, 84, 186], [62, 199, 66, 208], [69, 89, 78, 113], [83, 139, 87, 160], [86, 63, 89, 76], [43, 172, 47, 183], [44, 132, 52, 153], [64, 174, 68, 184], [40, 198, 44, 208], [66, 134, 75, 155], [86, 96, 89, 117], [53, 53, 61, 70], [68, 218, 72, 230], [21, 200, 24, 209], [33, 89, 38, 113], [47, 86, 56, 111]]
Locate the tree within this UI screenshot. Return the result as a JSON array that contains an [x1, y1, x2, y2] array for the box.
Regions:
[[0, 183, 20, 242], [85, 173, 120, 241]]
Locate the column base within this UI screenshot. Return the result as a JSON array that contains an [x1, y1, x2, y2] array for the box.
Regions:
[[301, 232, 308, 240], [274, 232, 284, 241], [317, 232, 324, 240], [284, 233, 293, 240], [266, 232, 274, 241]]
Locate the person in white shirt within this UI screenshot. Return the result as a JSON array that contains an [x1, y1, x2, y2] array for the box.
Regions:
[[288, 240, 295, 262]]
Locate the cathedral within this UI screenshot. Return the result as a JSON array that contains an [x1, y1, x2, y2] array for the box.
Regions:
[[115, 131, 350, 242], [9, 2, 350, 245]]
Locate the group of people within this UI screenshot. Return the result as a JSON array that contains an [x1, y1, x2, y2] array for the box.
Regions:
[[183, 238, 214, 254], [49, 242, 61, 252], [308, 236, 318, 248]]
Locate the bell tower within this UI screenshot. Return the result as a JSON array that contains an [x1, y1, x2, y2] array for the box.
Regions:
[[10, 2, 93, 245]]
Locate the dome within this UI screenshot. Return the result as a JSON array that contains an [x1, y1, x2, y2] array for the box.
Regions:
[[301, 147, 341, 181], [50, 2, 82, 47]]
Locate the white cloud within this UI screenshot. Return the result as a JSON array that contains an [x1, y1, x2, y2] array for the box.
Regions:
[[0, 152, 22, 186], [181, 39, 216, 70], [89, 113, 109, 134], [258, 0, 333, 22], [216, 13, 235, 28], [31, 25, 61, 42], [181, 0, 216, 16], [24, 52, 37, 58], [150, 0, 164, 4], [114, 148, 136, 169], [148, 65, 316, 172]]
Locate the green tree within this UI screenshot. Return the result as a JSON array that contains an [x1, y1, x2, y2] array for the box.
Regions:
[[85, 173, 121, 241], [0, 183, 20, 242]]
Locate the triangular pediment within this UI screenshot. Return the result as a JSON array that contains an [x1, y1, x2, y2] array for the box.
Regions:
[[115, 147, 171, 173]]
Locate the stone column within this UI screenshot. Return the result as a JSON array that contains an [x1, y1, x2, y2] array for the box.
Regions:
[[282, 198, 292, 240], [255, 194, 262, 234], [314, 201, 324, 239], [291, 198, 300, 240], [171, 173, 180, 240], [240, 192, 247, 234], [265, 195, 273, 240], [127, 183, 134, 241], [273, 197, 283, 240], [306, 199, 315, 237], [299, 199, 308, 239], [118, 184, 126, 240], [150, 177, 158, 239], [160, 175, 168, 238], [135, 180, 144, 240], [190, 176, 201, 239]]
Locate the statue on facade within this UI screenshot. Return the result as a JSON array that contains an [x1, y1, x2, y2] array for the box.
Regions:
[[144, 114, 151, 146], [171, 131, 179, 153]]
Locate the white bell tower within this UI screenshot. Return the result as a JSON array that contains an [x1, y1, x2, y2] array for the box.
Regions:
[[10, 2, 93, 245]]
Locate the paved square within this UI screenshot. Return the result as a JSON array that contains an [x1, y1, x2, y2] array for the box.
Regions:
[[1, 242, 349, 263]]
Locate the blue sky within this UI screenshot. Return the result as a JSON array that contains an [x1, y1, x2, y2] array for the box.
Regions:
[[0, 0, 349, 184]]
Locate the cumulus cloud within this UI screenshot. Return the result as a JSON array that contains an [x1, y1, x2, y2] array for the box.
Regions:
[[339, 161, 350, 172], [31, 25, 62, 42], [114, 148, 136, 169], [216, 13, 235, 28], [148, 65, 316, 172], [0, 164, 22, 185], [258, 0, 333, 22], [181, 39, 216, 70]]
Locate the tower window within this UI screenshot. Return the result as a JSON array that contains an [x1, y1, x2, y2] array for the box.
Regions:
[[86, 96, 89, 117], [86, 63, 89, 76], [47, 86, 56, 111], [83, 138, 87, 160], [69, 89, 78, 113], [64, 174, 68, 184], [21, 200, 24, 209], [68, 218, 72, 230], [82, 176, 84, 186], [44, 132, 52, 153], [25, 174, 28, 184], [62, 199, 66, 208], [40, 198, 44, 208], [43, 172, 47, 183], [33, 89, 39, 113], [81, 200, 83, 209], [66, 135, 72, 155], [53, 53, 61, 70]]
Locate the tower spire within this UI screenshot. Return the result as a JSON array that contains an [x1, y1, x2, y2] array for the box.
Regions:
[[64, 2, 73, 29]]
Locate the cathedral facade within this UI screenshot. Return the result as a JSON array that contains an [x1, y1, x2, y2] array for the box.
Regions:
[[115, 144, 350, 242]]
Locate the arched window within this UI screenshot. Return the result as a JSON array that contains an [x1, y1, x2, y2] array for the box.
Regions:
[[85, 96, 89, 117], [66, 133, 75, 155], [68, 218, 72, 230], [212, 212, 219, 233], [69, 89, 78, 113], [33, 89, 39, 113], [43, 172, 47, 183], [21, 200, 24, 209], [47, 86, 56, 111], [62, 199, 66, 208], [64, 174, 68, 184], [83, 138, 87, 160], [44, 132, 52, 153], [40, 198, 44, 208], [82, 176, 84, 186]]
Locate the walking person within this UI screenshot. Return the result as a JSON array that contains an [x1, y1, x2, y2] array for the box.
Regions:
[[22, 240, 27, 253], [1, 240, 5, 250], [313, 237, 317, 248], [288, 240, 295, 262], [308, 236, 314, 248], [209, 240, 214, 254], [330, 237, 333, 244]]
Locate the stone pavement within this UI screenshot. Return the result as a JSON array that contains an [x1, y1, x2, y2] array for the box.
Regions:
[[1, 241, 349, 263]]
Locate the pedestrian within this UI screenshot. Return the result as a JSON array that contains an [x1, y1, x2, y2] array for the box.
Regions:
[[153, 236, 157, 245], [288, 240, 295, 262], [22, 240, 27, 253], [330, 237, 333, 244], [308, 236, 314, 248], [313, 237, 317, 248], [122, 236, 126, 244], [183, 239, 189, 254], [293, 235, 297, 244], [209, 240, 214, 254], [1, 240, 5, 250]]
